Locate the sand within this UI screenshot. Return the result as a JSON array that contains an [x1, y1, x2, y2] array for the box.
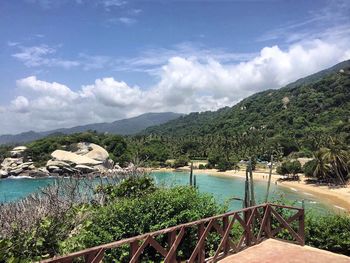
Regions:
[[152, 167, 350, 212]]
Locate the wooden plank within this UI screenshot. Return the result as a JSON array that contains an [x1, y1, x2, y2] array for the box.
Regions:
[[212, 216, 236, 261], [148, 236, 168, 257], [257, 206, 270, 242], [198, 223, 205, 263], [130, 236, 152, 263], [130, 241, 139, 263], [270, 207, 303, 244], [164, 227, 185, 263], [188, 219, 214, 263], [270, 210, 301, 237], [91, 248, 105, 263]]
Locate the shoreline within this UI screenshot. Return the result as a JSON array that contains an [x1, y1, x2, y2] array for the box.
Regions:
[[153, 167, 350, 212]]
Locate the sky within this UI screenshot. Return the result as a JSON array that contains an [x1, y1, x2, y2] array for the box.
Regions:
[[0, 0, 350, 135]]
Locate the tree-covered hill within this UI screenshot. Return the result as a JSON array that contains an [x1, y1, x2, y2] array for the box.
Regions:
[[144, 61, 350, 146], [0, 112, 182, 145]]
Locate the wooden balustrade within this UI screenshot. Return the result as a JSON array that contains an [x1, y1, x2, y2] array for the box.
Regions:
[[42, 203, 304, 263]]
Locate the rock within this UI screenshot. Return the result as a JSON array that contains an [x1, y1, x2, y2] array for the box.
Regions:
[[47, 165, 60, 173], [82, 143, 109, 162], [0, 170, 8, 178], [10, 146, 27, 157], [9, 168, 24, 176], [51, 150, 103, 166], [46, 160, 71, 168], [76, 164, 96, 173]]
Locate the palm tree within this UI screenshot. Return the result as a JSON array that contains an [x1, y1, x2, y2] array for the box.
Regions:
[[313, 149, 331, 181], [322, 145, 348, 185]]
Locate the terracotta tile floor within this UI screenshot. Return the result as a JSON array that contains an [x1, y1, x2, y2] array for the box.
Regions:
[[218, 239, 350, 263]]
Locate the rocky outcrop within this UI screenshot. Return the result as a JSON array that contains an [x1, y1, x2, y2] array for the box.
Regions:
[[0, 146, 41, 178], [46, 142, 112, 175]]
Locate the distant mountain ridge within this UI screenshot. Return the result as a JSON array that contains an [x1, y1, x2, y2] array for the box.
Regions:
[[0, 112, 183, 145]]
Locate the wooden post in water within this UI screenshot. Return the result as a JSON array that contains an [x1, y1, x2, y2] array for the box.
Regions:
[[190, 162, 193, 186], [248, 158, 256, 206], [264, 155, 273, 203], [244, 166, 250, 208]]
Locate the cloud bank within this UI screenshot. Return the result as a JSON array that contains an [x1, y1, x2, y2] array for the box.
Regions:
[[1, 37, 350, 134]]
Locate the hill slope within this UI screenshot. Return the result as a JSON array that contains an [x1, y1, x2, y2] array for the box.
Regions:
[[0, 112, 182, 145], [144, 61, 350, 141]]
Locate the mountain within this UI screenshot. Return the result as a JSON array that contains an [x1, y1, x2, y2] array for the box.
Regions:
[[144, 60, 350, 141], [0, 112, 183, 145]]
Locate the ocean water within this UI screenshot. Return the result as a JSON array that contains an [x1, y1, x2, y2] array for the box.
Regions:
[[0, 171, 334, 213]]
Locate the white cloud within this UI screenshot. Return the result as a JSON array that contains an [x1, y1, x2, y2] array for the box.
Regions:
[[10, 96, 30, 113], [1, 37, 350, 134], [99, 0, 127, 11], [118, 17, 136, 25], [12, 44, 80, 69]]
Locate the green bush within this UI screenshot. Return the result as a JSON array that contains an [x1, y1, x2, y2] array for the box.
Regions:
[[173, 156, 189, 168], [95, 175, 156, 201], [60, 187, 225, 262], [198, 164, 205, 169], [303, 159, 317, 177], [306, 213, 350, 256], [276, 160, 302, 177]]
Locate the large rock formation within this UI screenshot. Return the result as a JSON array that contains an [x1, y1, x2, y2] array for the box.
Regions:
[[46, 142, 111, 174], [0, 146, 43, 178]]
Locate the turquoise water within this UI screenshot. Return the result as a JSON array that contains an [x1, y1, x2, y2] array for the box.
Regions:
[[0, 171, 332, 212]]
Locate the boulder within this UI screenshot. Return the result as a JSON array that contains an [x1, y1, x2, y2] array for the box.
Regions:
[[82, 143, 109, 162], [0, 170, 8, 178], [10, 146, 27, 157], [46, 160, 71, 168], [76, 164, 96, 173], [51, 150, 102, 166]]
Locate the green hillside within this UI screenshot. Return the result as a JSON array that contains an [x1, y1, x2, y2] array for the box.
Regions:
[[144, 62, 350, 151]]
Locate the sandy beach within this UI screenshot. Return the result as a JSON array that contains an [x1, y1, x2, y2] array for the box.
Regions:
[[152, 167, 350, 212]]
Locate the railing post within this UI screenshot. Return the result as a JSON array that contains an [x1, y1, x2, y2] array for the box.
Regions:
[[198, 223, 205, 263], [223, 216, 229, 255], [130, 241, 139, 263], [244, 209, 251, 246], [265, 204, 272, 238], [167, 231, 177, 262], [298, 208, 305, 246]]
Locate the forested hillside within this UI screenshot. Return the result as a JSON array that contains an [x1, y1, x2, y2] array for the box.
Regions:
[[145, 62, 350, 148]]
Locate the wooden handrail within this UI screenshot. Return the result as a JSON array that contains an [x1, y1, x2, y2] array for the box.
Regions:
[[42, 203, 304, 263]]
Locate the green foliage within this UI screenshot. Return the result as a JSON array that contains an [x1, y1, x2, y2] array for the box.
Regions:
[[276, 160, 302, 177], [173, 156, 189, 168], [139, 139, 170, 164], [303, 159, 317, 177], [306, 213, 350, 256], [216, 159, 233, 172], [198, 164, 205, 169], [60, 186, 224, 262], [0, 209, 82, 262], [95, 176, 156, 201], [144, 70, 350, 159]]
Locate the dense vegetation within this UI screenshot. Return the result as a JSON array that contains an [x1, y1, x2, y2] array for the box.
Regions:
[[145, 69, 350, 156], [1, 175, 350, 262]]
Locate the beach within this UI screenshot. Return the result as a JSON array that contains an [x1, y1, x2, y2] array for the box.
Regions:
[[153, 167, 350, 212]]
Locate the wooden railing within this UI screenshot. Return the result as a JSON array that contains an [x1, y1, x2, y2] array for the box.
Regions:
[[42, 203, 304, 263]]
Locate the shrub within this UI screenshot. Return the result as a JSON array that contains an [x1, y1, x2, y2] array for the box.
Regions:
[[303, 159, 317, 177], [198, 164, 205, 169], [276, 160, 302, 177], [306, 213, 350, 256], [95, 175, 156, 201], [217, 159, 233, 172], [60, 187, 225, 262], [173, 156, 189, 168]]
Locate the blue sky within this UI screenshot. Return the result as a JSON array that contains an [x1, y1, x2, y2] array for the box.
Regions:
[[0, 0, 350, 134]]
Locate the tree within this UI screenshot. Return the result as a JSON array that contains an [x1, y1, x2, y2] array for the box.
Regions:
[[276, 160, 302, 179], [321, 144, 349, 184]]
